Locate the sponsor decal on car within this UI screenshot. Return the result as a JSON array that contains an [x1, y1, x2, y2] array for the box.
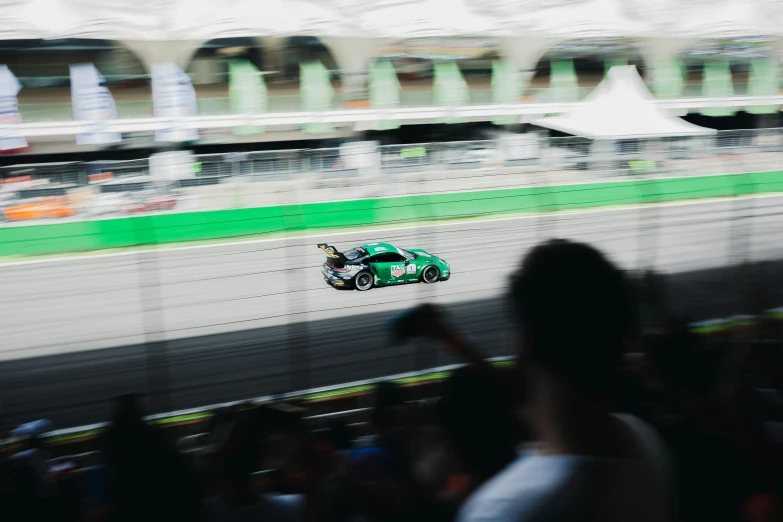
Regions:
[[406, 264, 416, 274], [391, 265, 406, 277]]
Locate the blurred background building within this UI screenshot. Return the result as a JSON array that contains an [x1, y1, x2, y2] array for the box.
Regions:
[[0, 0, 782, 158]]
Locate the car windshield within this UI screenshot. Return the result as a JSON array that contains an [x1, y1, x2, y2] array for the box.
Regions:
[[401, 249, 417, 259], [344, 248, 366, 261]]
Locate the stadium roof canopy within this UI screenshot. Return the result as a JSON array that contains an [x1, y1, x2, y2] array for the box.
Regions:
[[531, 66, 716, 139], [0, 0, 778, 41]]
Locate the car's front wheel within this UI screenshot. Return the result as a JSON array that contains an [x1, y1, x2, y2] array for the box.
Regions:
[[354, 271, 374, 291], [422, 266, 440, 284]]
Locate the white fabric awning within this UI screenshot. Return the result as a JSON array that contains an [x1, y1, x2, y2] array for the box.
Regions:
[[531, 65, 717, 140]]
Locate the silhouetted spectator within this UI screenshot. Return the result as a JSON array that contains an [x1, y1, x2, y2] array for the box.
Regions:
[[9, 419, 54, 499], [436, 365, 523, 494], [458, 239, 671, 522], [367, 381, 413, 480], [103, 394, 204, 522], [2, 455, 45, 522], [324, 418, 357, 454], [204, 409, 304, 522]]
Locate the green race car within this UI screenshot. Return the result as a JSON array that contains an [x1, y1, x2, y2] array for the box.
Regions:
[[319, 242, 451, 291]]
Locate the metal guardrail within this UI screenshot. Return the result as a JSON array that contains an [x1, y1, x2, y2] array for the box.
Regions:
[[9, 81, 762, 123], [3, 128, 782, 220], [5, 128, 781, 181], [38, 355, 515, 442], [4, 95, 783, 138]]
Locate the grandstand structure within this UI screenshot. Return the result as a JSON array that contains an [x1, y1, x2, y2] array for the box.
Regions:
[[1, 0, 783, 153]]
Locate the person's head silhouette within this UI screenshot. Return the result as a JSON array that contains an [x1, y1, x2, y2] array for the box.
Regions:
[[508, 239, 639, 456]]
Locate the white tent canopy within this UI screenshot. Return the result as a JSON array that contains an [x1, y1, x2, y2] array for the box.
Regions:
[[531, 65, 717, 140]]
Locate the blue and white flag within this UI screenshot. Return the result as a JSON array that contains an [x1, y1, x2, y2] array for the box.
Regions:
[[70, 63, 121, 146], [151, 63, 198, 143], [0, 65, 28, 151]]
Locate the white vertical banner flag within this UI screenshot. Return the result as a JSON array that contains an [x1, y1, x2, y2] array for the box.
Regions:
[[0, 65, 28, 151], [151, 63, 198, 143], [69, 63, 121, 146]]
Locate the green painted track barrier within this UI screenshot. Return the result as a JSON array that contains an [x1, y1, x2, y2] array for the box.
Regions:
[[2, 171, 783, 257]]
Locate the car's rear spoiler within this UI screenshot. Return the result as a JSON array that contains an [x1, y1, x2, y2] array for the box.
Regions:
[[318, 243, 346, 262]]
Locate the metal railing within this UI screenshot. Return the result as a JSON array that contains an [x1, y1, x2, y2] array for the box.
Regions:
[[4, 128, 782, 216], [11, 77, 765, 124], [7, 93, 783, 139]]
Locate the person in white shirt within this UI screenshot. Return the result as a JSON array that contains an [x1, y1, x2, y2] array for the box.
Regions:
[[453, 239, 672, 522]]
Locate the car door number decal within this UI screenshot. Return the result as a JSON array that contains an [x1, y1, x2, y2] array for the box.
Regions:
[[406, 264, 416, 274]]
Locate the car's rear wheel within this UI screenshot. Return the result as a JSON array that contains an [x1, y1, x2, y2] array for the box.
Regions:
[[354, 271, 374, 291], [422, 266, 440, 284]]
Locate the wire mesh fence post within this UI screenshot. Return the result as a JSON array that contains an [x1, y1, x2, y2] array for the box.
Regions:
[[132, 215, 171, 415], [414, 145, 440, 375], [635, 153, 661, 271], [534, 147, 558, 242], [281, 193, 311, 395], [728, 171, 757, 268]]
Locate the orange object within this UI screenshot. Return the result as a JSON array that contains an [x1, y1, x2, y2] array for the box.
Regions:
[[3, 197, 75, 221], [4, 176, 31, 184], [88, 172, 114, 183], [344, 99, 370, 109]]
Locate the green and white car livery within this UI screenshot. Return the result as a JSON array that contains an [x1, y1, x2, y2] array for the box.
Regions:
[[319, 242, 451, 291]]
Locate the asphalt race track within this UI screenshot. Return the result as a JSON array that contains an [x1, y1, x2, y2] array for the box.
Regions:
[[2, 195, 783, 427]]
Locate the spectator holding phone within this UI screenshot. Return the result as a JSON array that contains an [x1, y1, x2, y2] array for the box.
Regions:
[[416, 240, 672, 522]]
